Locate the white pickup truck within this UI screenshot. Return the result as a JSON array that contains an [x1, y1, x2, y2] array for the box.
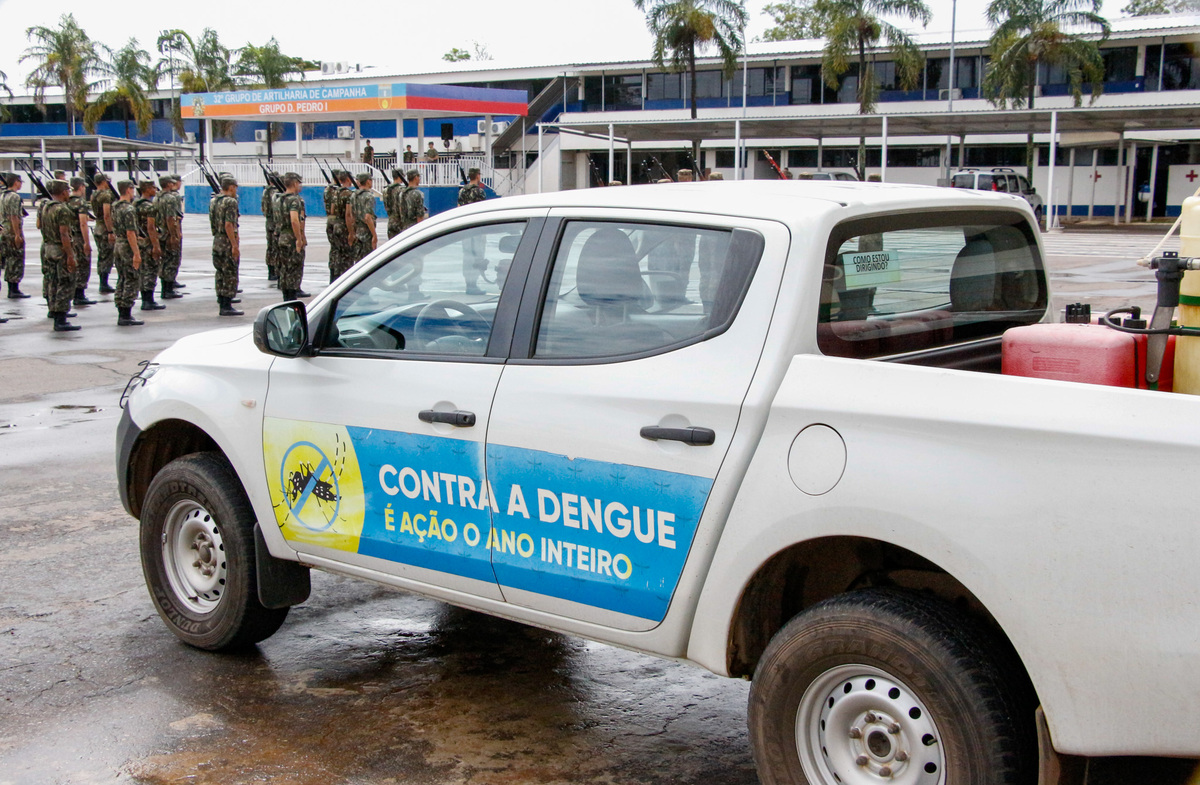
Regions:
[[117, 181, 1200, 785]]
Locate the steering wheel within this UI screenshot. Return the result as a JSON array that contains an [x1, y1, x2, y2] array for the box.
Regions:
[[413, 299, 490, 349]]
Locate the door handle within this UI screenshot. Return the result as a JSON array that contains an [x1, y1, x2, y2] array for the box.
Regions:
[[419, 409, 477, 427], [639, 426, 716, 446]]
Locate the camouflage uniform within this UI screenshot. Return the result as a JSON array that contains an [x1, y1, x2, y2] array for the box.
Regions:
[[351, 188, 376, 263], [383, 182, 405, 239], [112, 200, 140, 310], [40, 200, 76, 315], [90, 187, 116, 288], [276, 191, 306, 294], [134, 195, 160, 293], [66, 193, 92, 292], [35, 198, 51, 300], [1, 187, 25, 286], [400, 186, 426, 232], [457, 182, 486, 207], [328, 185, 354, 280], [262, 184, 279, 281], [211, 193, 240, 299], [458, 182, 488, 294], [157, 188, 183, 288]]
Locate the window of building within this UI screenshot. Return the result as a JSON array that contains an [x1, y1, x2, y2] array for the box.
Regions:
[[1103, 47, 1138, 83], [694, 70, 724, 99], [887, 148, 942, 167], [791, 64, 823, 104], [823, 148, 880, 168], [1161, 42, 1200, 90], [926, 56, 979, 90], [583, 76, 603, 109], [731, 66, 785, 98], [788, 149, 818, 168], [603, 74, 643, 110], [963, 146, 1026, 168], [1036, 146, 1071, 166], [646, 72, 683, 101], [875, 61, 899, 91]]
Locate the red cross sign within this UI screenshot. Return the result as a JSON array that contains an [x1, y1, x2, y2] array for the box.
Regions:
[[1187, 169, 1199, 182]]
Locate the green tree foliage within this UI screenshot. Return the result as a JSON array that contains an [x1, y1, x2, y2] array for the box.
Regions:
[[1122, 0, 1199, 14], [84, 39, 158, 137], [157, 28, 238, 139], [235, 38, 316, 156], [817, 0, 931, 115], [443, 48, 472, 62], [759, 1, 829, 41], [633, 0, 749, 120], [21, 14, 102, 136], [0, 70, 12, 125]]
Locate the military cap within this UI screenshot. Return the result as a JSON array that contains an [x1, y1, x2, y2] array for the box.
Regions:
[[405, 169, 420, 181], [283, 171, 302, 186], [93, 172, 109, 185], [47, 179, 70, 196], [219, 176, 238, 190], [159, 176, 174, 187], [468, 167, 480, 177], [677, 169, 693, 176], [4, 173, 21, 187], [70, 176, 86, 189], [116, 179, 136, 194], [355, 172, 372, 185], [391, 168, 403, 179], [138, 180, 158, 193]]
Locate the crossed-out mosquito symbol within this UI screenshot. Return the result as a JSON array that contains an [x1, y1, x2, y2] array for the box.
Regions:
[[280, 441, 342, 532]]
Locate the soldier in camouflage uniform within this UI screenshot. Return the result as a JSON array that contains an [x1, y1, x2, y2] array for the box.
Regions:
[[262, 177, 280, 285], [157, 176, 184, 299], [1, 173, 30, 300], [350, 172, 377, 264], [67, 177, 96, 307], [212, 177, 243, 316], [0, 176, 6, 321], [328, 170, 356, 282], [90, 173, 117, 294], [383, 168, 406, 240], [458, 168, 489, 295], [276, 172, 308, 301], [41, 180, 81, 332], [112, 180, 144, 327], [134, 181, 165, 311], [400, 170, 427, 232]]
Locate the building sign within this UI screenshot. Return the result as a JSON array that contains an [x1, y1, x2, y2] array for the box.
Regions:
[[182, 82, 527, 119]]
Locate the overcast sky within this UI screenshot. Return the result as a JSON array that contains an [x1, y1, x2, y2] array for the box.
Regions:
[[0, 0, 1119, 91]]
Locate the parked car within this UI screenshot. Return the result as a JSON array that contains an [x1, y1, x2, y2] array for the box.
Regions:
[[118, 181, 1200, 785], [798, 170, 858, 181], [951, 166, 1045, 219]]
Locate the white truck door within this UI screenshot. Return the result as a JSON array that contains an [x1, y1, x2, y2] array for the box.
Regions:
[[484, 212, 787, 631], [261, 216, 544, 600]]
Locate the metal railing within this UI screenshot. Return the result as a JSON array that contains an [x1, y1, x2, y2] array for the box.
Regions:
[[179, 155, 496, 190]]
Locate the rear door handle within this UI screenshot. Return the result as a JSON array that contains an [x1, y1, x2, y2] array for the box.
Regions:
[[639, 426, 716, 446], [419, 409, 477, 427]]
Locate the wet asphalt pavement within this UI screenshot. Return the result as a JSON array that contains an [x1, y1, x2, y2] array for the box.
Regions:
[[0, 218, 1180, 784]]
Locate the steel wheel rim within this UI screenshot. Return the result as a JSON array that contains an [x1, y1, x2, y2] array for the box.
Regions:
[[161, 500, 227, 615], [796, 664, 945, 785]]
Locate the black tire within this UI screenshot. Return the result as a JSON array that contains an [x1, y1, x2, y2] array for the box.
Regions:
[[749, 589, 1035, 785], [140, 452, 289, 651]]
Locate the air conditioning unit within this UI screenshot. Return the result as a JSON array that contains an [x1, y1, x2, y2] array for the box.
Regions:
[[335, 61, 351, 75], [183, 132, 196, 144], [320, 62, 336, 75], [336, 126, 355, 139], [938, 88, 962, 100], [254, 129, 268, 142], [476, 120, 511, 135], [476, 119, 488, 134]]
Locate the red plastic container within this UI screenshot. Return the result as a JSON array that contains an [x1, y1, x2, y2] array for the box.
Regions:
[[1134, 334, 1175, 392], [1002, 323, 1137, 388]]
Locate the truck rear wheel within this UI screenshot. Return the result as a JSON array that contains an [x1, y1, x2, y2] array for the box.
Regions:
[[140, 452, 289, 651], [749, 589, 1034, 785]]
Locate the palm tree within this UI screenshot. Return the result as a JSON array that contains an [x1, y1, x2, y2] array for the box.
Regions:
[[84, 40, 159, 140], [0, 70, 12, 125], [815, 0, 930, 179], [983, 0, 1109, 177], [22, 14, 102, 137], [157, 28, 237, 156], [633, 0, 748, 121], [236, 38, 316, 160]]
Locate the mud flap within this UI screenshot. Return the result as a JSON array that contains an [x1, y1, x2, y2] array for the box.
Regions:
[[254, 523, 311, 609]]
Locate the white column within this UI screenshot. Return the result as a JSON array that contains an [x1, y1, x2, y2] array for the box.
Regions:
[[1146, 144, 1160, 222], [627, 140, 633, 184], [396, 113, 404, 165], [417, 113, 425, 162], [40, 137, 47, 171], [537, 124, 544, 194], [97, 137, 105, 178], [484, 113, 494, 171], [295, 121, 303, 162], [608, 124, 615, 184], [1088, 148, 1098, 220], [1067, 147, 1076, 220], [881, 115, 889, 183], [734, 119, 742, 181], [1113, 137, 1124, 226], [1124, 140, 1137, 225], [205, 119, 213, 163], [1045, 111, 1058, 229], [353, 119, 361, 162], [817, 136, 824, 171]]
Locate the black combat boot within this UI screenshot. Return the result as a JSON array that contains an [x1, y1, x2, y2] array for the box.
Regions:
[[117, 307, 144, 326], [296, 289, 312, 298], [161, 281, 183, 300], [173, 281, 186, 288], [218, 296, 244, 317], [73, 288, 97, 306], [47, 309, 77, 319], [52, 312, 81, 332], [267, 266, 278, 283], [140, 290, 166, 311], [7, 282, 30, 299], [98, 273, 115, 294]]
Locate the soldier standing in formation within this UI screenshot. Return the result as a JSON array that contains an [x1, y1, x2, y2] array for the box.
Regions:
[[0, 176, 6, 322], [262, 175, 280, 285], [67, 177, 96, 308], [458, 168, 488, 295], [383, 168, 406, 240], [112, 180, 144, 327], [2, 173, 29, 300], [157, 176, 184, 300], [91, 174, 116, 294], [276, 172, 307, 301], [328, 170, 356, 283], [133, 180, 165, 311], [400, 170, 427, 232], [41, 180, 80, 332], [211, 176, 243, 317], [349, 172, 377, 264]]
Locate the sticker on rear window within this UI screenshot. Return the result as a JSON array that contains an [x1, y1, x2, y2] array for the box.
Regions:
[[842, 251, 901, 288]]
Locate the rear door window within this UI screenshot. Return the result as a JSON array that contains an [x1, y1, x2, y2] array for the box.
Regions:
[[818, 211, 1046, 358]]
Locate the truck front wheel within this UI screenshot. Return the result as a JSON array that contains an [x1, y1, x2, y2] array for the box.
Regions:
[[140, 452, 289, 651], [749, 589, 1034, 785]]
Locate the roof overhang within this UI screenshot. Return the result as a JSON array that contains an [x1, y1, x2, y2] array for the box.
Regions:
[[0, 135, 194, 155]]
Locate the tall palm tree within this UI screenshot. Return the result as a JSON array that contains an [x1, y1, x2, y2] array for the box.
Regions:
[[157, 28, 237, 156], [236, 38, 316, 160], [815, 0, 931, 179], [84, 39, 159, 139], [633, 0, 748, 121], [0, 70, 12, 125], [983, 0, 1109, 177], [22, 14, 102, 138]]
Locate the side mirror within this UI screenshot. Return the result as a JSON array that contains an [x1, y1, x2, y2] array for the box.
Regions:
[[254, 301, 309, 357]]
